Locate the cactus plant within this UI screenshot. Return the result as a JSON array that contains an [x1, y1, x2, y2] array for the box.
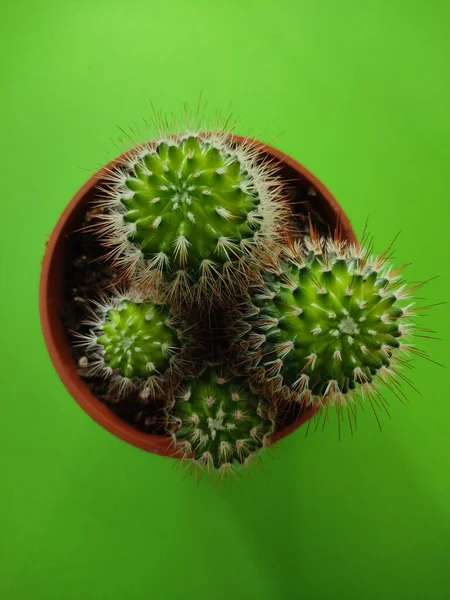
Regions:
[[76, 289, 189, 398], [236, 236, 419, 409], [167, 368, 276, 474], [94, 131, 287, 304]]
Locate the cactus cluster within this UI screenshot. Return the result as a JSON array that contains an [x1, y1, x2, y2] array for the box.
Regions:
[[67, 118, 438, 476], [96, 132, 286, 303], [236, 237, 416, 407], [167, 368, 276, 474]]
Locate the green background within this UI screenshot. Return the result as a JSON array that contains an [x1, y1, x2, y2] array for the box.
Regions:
[[1, 1, 449, 598]]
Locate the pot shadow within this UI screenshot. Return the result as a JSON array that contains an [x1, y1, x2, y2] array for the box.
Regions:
[[206, 409, 450, 600], [212, 438, 311, 600]]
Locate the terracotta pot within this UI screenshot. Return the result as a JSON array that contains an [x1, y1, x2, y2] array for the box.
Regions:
[[39, 135, 356, 456]]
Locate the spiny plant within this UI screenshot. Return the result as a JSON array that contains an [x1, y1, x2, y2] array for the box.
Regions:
[[236, 235, 431, 413], [94, 129, 287, 306], [76, 289, 190, 399], [167, 367, 276, 476]]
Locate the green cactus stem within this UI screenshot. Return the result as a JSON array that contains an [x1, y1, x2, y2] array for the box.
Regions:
[[76, 290, 188, 398], [167, 368, 276, 474], [95, 131, 286, 304], [237, 237, 419, 408]]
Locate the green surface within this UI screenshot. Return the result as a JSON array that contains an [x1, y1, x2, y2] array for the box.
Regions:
[[1, 1, 449, 599]]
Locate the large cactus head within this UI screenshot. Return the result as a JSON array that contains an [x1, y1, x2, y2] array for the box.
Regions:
[[76, 290, 190, 398], [167, 368, 276, 475], [95, 132, 286, 305], [237, 237, 417, 408]]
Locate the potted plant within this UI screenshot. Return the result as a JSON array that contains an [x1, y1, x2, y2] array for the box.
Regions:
[[40, 117, 431, 476]]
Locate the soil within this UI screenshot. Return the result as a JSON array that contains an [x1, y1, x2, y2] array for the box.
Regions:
[[60, 178, 330, 436]]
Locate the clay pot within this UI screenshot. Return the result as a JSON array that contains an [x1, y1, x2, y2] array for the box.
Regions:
[[39, 136, 356, 456]]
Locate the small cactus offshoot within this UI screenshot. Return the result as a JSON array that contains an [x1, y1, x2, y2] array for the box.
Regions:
[[95, 132, 286, 304], [167, 368, 276, 474], [237, 236, 421, 408], [76, 290, 188, 398]]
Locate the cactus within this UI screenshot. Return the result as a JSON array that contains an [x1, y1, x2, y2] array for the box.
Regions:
[[95, 131, 286, 304], [237, 236, 418, 408], [167, 368, 276, 474], [76, 290, 189, 398]]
